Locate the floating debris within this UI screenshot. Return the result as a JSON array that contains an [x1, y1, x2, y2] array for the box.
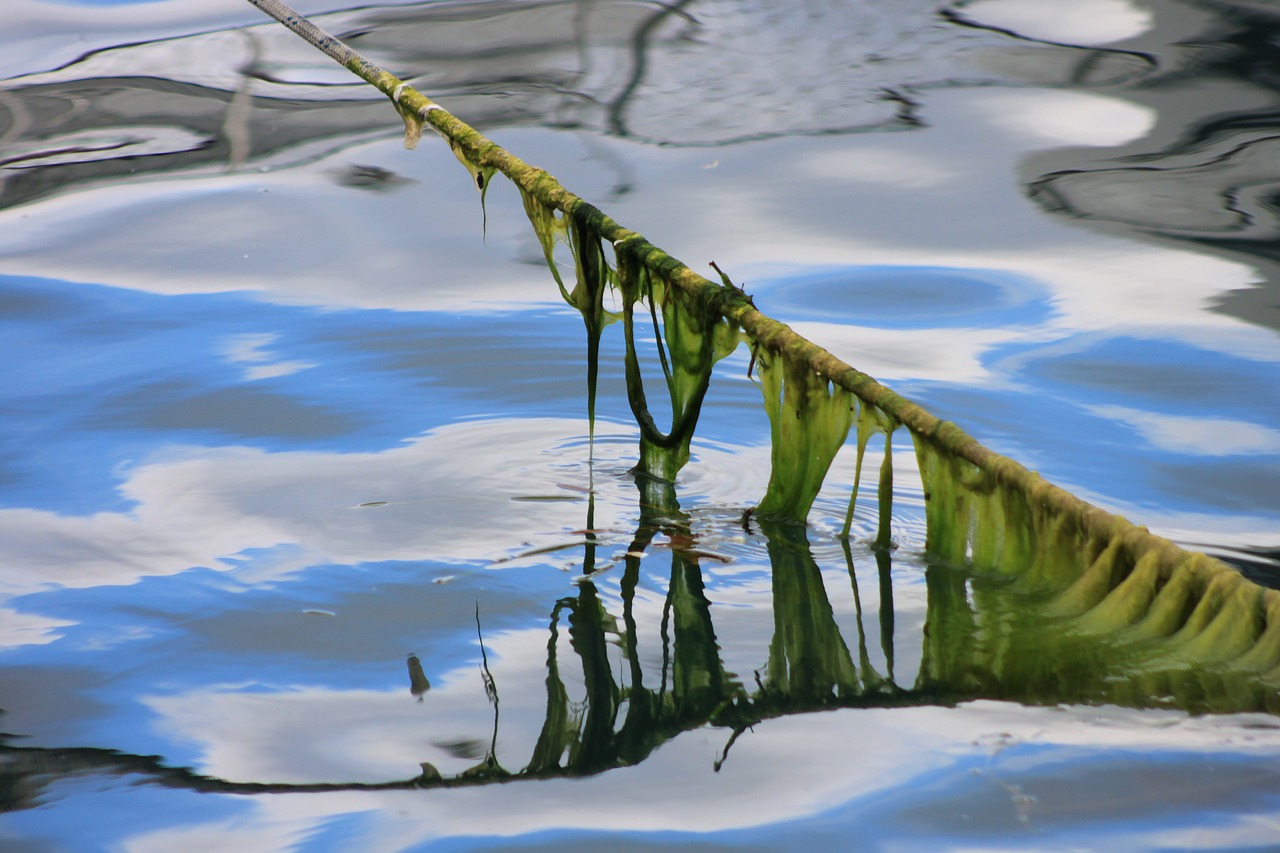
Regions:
[[407, 653, 430, 700], [333, 163, 413, 191]]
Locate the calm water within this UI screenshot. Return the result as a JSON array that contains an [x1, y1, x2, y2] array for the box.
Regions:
[[3, 0, 1280, 850]]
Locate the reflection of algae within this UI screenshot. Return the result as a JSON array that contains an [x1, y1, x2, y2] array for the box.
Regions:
[[759, 523, 859, 705], [523, 490, 748, 776], [914, 436, 1280, 697], [249, 1, 1280, 703], [918, 561, 1280, 714], [6, 499, 1279, 800], [516, 503, 916, 784], [406, 653, 430, 701]]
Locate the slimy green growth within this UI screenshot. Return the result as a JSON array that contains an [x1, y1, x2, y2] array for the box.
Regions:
[[615, 252, 739, 484], [753, 352, 854, 522], [521, 189, 614, 447], [251, 0, 1280, 717]]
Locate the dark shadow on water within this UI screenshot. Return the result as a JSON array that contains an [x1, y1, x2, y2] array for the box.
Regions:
[[0, 0, 1150, 211], [1013, 1, 1280, 337]]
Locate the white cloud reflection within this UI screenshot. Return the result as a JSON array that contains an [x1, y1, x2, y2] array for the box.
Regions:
[[800, 147, 960, 188], [221, 333, 316, 381], [977, 90, 1155, 148], [784, 321, 1040, 384], [0, 420, 616, 597], [0, 142, 556, 314], [120, 697, 1280, 852], [0, 605, 75, 649], [0, 419, 782, 648], [1087, 405, 1280, 456], [965, 0, 1153, 46]]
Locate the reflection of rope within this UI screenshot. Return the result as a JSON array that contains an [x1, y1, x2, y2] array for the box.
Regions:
[[0, 87, 31, 195], [605, 0, 698, 137], [248, 0, 378, 77], [222, 31, 261, 172], [712, 724, 751, 773], [475, 603, 498, 712]]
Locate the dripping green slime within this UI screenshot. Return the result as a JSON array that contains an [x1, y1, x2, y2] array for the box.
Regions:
[[249, 0, 1280, 708]]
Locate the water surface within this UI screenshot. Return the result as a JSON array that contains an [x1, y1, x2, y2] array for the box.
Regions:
[[2, 0, 1280, 850]]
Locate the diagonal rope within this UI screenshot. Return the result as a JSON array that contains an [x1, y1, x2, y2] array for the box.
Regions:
[[245, 0, 1280, 676]]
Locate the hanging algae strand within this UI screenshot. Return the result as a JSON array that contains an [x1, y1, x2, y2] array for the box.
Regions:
[[753, 350, 853, 523], [521, 190, 615, 450], [839, 401, 898, 542], [450, 138, 498, 236], [248, 0, 1280, 682], [615, 251, 739, 483], [520, 188, 739, 489]]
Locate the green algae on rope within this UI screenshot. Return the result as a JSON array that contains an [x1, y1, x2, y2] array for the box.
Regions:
[[247, 0, 1280, 688], [752, 352, 854, 523], [520, 190, 615, 449], [522, 189, 737, 487], [615, 251, 739, 483]]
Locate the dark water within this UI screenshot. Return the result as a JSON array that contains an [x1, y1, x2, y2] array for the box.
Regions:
[[2, 0, 1280, 850]]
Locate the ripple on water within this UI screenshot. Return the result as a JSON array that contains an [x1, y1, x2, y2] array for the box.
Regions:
[[753, 265, 1051, 330]]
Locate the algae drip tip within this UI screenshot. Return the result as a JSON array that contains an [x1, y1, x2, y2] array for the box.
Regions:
[[407, 652, 431, 701]]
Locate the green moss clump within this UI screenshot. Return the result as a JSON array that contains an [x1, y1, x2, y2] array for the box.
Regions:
[[753, 351, 855, 522], [615, 251, 740, 484]]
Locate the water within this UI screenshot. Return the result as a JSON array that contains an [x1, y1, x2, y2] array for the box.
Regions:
[[3, 0, 1280, 850]]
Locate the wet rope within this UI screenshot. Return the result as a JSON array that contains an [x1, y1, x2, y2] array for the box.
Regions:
[[244, 0, 1280, 673]]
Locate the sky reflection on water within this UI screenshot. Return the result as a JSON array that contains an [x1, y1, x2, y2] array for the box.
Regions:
[[10, 702, 1280, 851], [2, 0, 1280, 850]]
